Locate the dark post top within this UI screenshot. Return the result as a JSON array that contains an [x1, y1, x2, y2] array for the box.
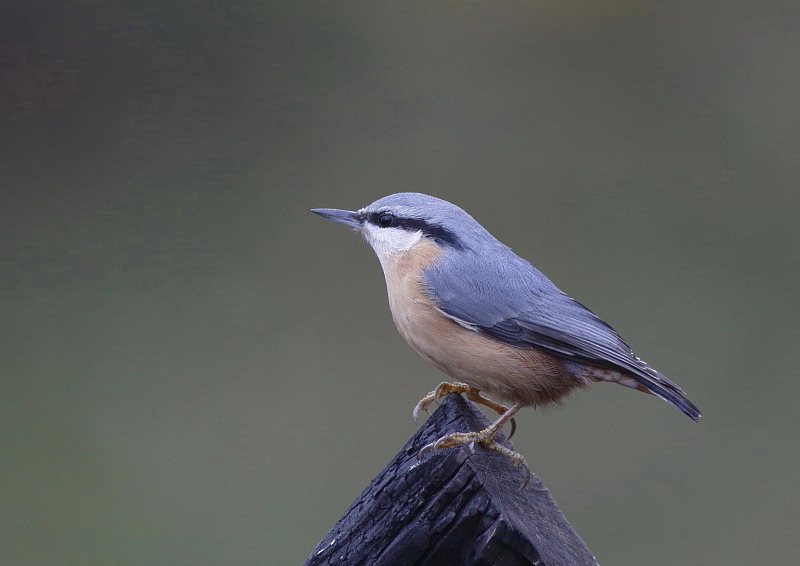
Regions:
[[303, 393, 598, 566]]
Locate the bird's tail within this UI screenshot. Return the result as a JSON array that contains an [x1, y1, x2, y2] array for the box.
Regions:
[[633, 369, 702, 421]]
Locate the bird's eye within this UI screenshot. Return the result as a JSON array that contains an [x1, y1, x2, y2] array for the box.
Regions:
[[377, 212, 395, 228]]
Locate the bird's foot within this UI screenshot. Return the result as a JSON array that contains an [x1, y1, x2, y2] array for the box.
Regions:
[[412, 382, 517, 439], [419, 429, 527, 468], [416, 400, 528, 487], [412, 382, 469, 422]]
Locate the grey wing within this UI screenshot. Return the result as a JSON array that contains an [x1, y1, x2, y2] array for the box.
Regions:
[[423, 251, 701, 420]]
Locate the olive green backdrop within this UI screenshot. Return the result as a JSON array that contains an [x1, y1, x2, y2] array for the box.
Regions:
[[3, 2, 798, 564]]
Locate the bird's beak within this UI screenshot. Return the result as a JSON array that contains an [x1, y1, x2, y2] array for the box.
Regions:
[[310, 208, 360, 228]]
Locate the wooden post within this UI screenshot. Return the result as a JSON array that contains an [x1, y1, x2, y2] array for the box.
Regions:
[[303, 393, 598, 566]]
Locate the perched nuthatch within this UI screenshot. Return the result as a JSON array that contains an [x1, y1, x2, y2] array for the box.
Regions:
[[312, 193, 700, 467]]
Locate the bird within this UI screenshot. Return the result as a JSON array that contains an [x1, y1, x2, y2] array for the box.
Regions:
[[311, 193, 701, 467]]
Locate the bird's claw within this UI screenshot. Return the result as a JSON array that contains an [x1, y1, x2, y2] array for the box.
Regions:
[[416, 442, 434, 460], [412, 394, 436, 424], [507, 417, 516, 441], [412, 383, 464, 424]]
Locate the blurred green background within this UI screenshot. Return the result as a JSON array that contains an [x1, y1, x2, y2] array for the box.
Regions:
[[2, 1, 799, 564]]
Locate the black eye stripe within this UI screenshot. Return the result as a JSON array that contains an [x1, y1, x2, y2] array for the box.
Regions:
[[366, 211, 463, 249]]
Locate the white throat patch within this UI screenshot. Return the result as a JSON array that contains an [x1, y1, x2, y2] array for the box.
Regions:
[[360, 222, 423, 268]]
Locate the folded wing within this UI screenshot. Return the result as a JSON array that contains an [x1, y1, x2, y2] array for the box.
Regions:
[[424, 249, 701, 421]]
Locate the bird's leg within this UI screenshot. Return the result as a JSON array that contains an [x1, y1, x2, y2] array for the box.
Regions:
[[463, 386, 517, 440], [418, 401, 527, 469], [413, 382, 516, 439]]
